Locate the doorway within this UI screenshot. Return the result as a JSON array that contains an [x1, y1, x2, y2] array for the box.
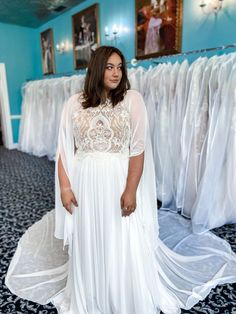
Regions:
[[0, 63, 13, 149], [0, 115, 3, 145]]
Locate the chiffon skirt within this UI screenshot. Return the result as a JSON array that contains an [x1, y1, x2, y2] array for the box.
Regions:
[[6, 153, 236, 314]]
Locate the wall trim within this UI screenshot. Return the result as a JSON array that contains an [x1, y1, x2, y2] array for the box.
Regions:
[[11, 143, 19, 149], [0, 63, 14, 149], [11, 115, 22, 120]]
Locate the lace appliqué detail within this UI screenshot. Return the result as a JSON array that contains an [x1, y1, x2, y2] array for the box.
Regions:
[[72, 99, 130, 154]]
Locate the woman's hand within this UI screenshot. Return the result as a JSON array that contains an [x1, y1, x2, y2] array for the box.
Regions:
[[60, 188, 78, 215], [120, 153, 144, 217], [120, 189, 136, 217]]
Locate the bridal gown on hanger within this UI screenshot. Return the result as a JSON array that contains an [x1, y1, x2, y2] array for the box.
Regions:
[[169, 60, 189, 211], [160, 62, 180, 210], [149, 64, 169, 202], [181, 57, 215, 217], [177, 57, 208, 217], [6, 90, 236, 314], [191, 55, 236, 232]]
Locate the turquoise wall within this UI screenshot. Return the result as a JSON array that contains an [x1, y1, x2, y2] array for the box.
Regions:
[[35, 0, 236, 76], [183, 0, 236, 52], [1, 0, 236, 143], [35, 0, 135, 78]]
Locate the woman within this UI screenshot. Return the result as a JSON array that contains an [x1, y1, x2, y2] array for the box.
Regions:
[[144, 6, 163, 55], [6, 46, 236, 314], [42, 36, 53, 74]]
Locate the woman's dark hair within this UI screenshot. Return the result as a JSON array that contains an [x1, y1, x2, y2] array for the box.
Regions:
[[82, 46, 130, 108]]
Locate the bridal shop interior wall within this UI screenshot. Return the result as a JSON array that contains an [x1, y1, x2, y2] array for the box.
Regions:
[[183, 0, 236, 52], [34, 0, 134, 77], [34, 0, 236, 78], [0, 0, 236, 144]]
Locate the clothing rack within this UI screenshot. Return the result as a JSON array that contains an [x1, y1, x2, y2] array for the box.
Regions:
[[26, 69, 86, 82], [130, 43, 236, 65], [28, 43, 236, 80], [48, 71, 81, 78]]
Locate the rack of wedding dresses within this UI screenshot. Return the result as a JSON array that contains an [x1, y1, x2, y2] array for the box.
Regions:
[[19, 75, 85, 159], [18, 52, 236, 233], [144, 53, 236, 234]]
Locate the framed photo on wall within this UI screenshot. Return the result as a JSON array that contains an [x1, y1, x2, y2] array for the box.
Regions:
[[72, 3, 99, 69], [135, 0, 183, 59], [40, 28, 55, 75]]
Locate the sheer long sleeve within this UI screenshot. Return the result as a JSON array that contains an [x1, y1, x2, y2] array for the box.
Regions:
[[55, 95, 78, 242], [127, 90, 159, 238], [129, 90, 148, 157]]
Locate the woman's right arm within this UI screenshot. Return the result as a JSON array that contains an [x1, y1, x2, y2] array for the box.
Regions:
[[58, 155, 78, 214]]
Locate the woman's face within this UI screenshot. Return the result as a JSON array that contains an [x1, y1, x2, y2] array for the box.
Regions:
[[103, 53, 123, 93]]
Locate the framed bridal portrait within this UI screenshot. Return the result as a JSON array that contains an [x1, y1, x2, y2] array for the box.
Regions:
[[72, 4, 99, 69], [40, 28, 55, 75], [135, 0, 183, 59]]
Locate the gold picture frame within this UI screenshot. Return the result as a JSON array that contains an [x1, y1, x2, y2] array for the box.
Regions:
[[135, 0, 183, 59], [40, 28, 55, 75], [72, 3, 100, 69]]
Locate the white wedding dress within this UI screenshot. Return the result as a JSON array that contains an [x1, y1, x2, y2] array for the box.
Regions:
[[6, 90, 236, 314]]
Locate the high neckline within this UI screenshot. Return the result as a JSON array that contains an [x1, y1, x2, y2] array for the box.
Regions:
[[100, 98, 111, 107]]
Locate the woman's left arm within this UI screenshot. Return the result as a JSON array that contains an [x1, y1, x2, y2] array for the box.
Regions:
[[120, 153, 144, 216], [120, 91, 148, 217]]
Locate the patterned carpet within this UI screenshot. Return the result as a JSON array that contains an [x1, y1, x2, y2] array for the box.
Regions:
[[0, 146, 236, 314]]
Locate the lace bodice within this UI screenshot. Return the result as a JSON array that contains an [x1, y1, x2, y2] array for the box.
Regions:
[[72, 98, 131, 155]]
